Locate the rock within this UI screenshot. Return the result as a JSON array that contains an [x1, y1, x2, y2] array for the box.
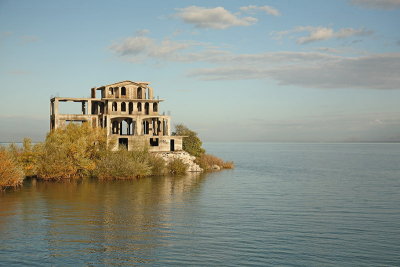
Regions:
[[211, 164, 221, 171], [155, 151, 203, 173]]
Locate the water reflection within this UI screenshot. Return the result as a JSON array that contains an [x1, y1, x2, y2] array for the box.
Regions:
[[0, 173, 208, 265]]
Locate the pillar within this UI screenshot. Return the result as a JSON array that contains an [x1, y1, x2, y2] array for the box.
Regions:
[[87, 100, 92, 115], [136, 118, 142, 135]]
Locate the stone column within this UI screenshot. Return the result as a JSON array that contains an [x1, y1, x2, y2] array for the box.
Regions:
[[136, 118, 142, 135], [87, 100, 92, 115], [54, 99, 59, 115], [106, 117, 111, 136]]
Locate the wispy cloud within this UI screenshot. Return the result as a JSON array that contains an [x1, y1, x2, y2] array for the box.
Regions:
[[189, 52, 400, 90], [8, 70, 32, 75], [20, 35, 39, 44], [272, 26, 373, 44], [174, 6, 257, 29], [350, 0, 400, 9], [135, 29, 150, 36], [110, 33, 399, 90], [239, 5, 281, 16], [109, 33, 203, 62]]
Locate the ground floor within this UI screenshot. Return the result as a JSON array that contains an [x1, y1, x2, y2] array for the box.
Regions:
[[109, 135, 183, 152]]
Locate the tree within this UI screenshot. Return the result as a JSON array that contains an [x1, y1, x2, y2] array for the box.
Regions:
[[174, 124, 205, 157]]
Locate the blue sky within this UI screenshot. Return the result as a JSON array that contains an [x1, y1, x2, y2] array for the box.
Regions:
[[0, 0, 399, 142]]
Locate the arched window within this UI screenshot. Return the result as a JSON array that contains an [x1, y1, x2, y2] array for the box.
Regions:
[[121, 102, 126, 112], [121, 120, 129, 135], [112, 102, 117, 111], [121, 87, 126, 96], [129, 102, 133, 114], [145, 102, 149, 115], [153, 103, 158, 112], [109, 87, 113, 95], [137, 102, 142, 112], [137, 87, 142, 99]]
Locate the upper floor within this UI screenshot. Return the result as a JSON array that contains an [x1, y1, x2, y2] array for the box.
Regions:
[[91, 80, 154, 100]]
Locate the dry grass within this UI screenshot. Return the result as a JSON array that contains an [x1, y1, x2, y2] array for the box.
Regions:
[[195, 154, 234, 171], [0, 149, 24, 189], [94, 149, 152, 180], [167, 158, 188, 175], [148, 155, 166, 176]]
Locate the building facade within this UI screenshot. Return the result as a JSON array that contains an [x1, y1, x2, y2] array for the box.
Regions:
[[50, 80, 183, 152]]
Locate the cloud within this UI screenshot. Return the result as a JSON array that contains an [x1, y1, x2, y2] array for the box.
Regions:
[[110, 35, 399, 90], [8, 70, 32, 75], [350, 0, 400, 9], [240, 5, 281, 16], [273, 26, 373, 44], [135, 29, 150, 36], [188, 52, 400, 90], [20, 35, 39, 44], [109, 35, 200, 61], [175, 6, 257, 29], [110, 36, 154, 56]]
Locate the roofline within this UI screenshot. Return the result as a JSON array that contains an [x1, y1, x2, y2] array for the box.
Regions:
[[93, 80, 151, 90]]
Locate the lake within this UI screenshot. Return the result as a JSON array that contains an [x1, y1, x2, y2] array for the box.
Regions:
[[0, 143, 399, 266]]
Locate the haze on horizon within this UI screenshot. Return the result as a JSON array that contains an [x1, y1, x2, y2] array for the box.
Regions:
[[0, 0, 399, 143]]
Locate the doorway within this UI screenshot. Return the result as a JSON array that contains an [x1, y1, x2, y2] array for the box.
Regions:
[[170, 139, 175, 151], [119, 138, 128, 149]]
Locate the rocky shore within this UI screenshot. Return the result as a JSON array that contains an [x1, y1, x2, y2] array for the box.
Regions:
[[156, 151, 203, 172]]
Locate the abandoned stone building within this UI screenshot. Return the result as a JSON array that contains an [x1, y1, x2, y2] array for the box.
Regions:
[[50, 80, 183, 152]]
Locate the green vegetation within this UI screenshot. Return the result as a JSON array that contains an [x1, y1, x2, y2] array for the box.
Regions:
[[174, 124, 205, 157], [0, 123, 233, 189]]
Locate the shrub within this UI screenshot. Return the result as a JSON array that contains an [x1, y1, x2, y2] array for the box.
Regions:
[[0, 148, 24, 189], [167, 158, 188, 175], [195, 154, 234, 171], [18, 138, 43, 177], [148, 155, 166, 176], [174, 124, 205, 157], [94, 149, 151, 180], [36, 123, 107, 180], [222, 161, 234, 169]]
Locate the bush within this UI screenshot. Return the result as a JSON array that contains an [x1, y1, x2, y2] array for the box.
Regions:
[[19, 138, 42, 177], [94, 149, 151, 179], [148, 155, 166, 176], [36, 123, 107, 180], [4, 138, 43, 178], [0, 148, 24, 189], [167, 158, 188, 175], [174, 124, 205, 157], [195, 154, 234, 171]]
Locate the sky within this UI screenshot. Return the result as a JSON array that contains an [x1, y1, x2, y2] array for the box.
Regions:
[[0, 0, 399, 142]]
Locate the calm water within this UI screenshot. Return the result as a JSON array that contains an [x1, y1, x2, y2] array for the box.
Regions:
[[0, 143, 399, 266]]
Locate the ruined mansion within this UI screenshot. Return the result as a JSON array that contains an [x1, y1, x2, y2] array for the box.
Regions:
[[50, 80, 183, 152]]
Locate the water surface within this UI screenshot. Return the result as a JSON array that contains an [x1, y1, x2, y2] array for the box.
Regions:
[[1, 143, 399, 266]]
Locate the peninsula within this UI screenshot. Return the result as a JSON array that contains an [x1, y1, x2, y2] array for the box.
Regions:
[[0, 80, 233, 189]]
